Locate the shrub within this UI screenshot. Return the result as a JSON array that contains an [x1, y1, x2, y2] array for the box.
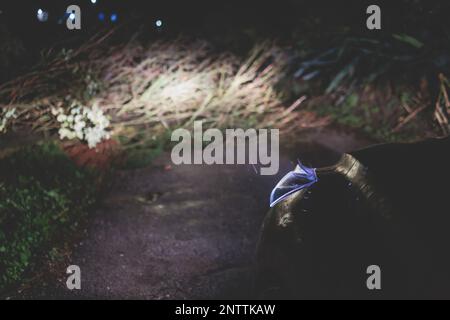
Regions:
[[0, 143, 96, 291]]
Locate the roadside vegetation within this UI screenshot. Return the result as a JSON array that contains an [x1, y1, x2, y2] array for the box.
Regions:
[[0, 143, 97, 293]]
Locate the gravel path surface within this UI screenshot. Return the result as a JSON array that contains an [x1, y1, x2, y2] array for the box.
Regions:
[[21, 127, 372, 299], [66, 154, 292, 299]]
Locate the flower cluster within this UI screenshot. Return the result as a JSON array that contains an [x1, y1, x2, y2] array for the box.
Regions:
[[52, 103, 111, 149], [0, 108, 17, 134]]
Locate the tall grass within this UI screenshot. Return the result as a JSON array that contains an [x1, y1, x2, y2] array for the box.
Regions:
[[0, 35, 327, 151]]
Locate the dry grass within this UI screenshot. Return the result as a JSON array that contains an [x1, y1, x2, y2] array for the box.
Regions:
[[434, 74, 450, 135], [0, 34, 328, 150]]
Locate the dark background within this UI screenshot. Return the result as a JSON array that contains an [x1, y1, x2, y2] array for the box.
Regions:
[[1, 1, 449, 44], [1, 1, 450, 88]]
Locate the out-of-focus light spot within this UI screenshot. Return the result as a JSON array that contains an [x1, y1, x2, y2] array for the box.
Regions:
[[69, 13, 76, 20], [110, 13, 118, 22], [156, 19, 163, 28], [98, 12, 105, 21], [91, 0, 97, 4], [37, 9, 48, 22]]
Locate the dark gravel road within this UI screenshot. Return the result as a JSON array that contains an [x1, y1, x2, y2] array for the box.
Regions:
[[20, 127, 372, 299], [67, 154, 291, 299]]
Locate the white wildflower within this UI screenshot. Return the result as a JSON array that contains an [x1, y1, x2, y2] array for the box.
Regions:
[[57, 114, 67, 122], [59, 128, 77, 140], [0, 108, 17, 134], [74, 120, 86, 132], [51, 107, 63, 116], [53, 102, 111, 148]]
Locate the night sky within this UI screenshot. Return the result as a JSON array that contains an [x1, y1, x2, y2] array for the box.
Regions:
[[2, 1, 440, 40], [1, 1, 449, 67]]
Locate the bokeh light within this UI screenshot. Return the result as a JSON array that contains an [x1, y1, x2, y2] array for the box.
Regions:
[[36, 9, 48, 22]]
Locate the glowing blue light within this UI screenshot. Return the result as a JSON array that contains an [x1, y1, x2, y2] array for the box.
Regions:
[[156, 19, 163, 28], [37, 8, 48, 22], [69, 13, 76, 20], [98, 12, 105, 21], [110, 13, 118, 22], [269, 161, 318, 207]]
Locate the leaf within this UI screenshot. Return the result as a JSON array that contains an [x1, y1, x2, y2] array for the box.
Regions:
[[392, 34, 424, 49], [326, 59, 358, 94]]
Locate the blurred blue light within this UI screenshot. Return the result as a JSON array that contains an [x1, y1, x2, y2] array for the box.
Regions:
[[69, 13, 76, 20], [269, 161, 318, 208], [37, 8, 48, 22], [110, 13, 118, 22], [98, 12, 105, 21], [156, 19, 163, 28]]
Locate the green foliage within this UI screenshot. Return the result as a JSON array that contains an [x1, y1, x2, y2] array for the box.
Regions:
[[123, 144, 165, 170], [392, 34, 424, 49], [312, 88, 429, 143], [0, 143, 96, 291], [116, 129, 170, 169]]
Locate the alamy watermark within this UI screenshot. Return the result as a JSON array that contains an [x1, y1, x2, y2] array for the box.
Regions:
[[66, 5, 81, 30], [366, 265, 382, 290], [366, 5, 381, 30], [66, 265, 81, 290], [171, 121, 279, 176]]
